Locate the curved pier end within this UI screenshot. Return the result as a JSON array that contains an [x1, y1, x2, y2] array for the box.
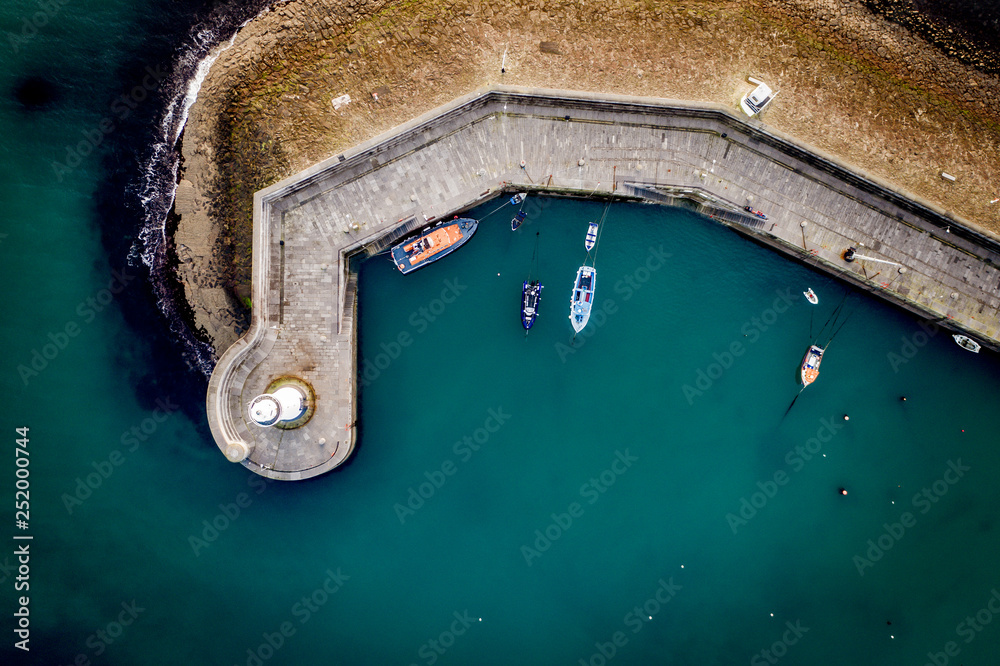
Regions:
[[208, 86, 1000, 479]]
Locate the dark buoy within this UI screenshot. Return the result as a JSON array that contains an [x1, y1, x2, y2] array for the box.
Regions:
[[887, 621, 892, 626], [844, 247, 857, 263]]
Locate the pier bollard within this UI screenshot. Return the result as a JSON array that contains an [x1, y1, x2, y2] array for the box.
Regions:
[[224, 440, 252, 463]]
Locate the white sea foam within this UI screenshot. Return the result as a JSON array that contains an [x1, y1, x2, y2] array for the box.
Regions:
[[168, 27, 240, 145]]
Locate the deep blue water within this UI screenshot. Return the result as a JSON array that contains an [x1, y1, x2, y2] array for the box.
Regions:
[[1, 2, 1000, 665]]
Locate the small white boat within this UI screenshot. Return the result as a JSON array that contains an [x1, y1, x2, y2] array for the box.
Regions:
[[584, 222, 598, 251], [953, 334, 981, 353], [569, 266, 596, 333], [804, 288, 818, 305], [510, 192, 526, 206]]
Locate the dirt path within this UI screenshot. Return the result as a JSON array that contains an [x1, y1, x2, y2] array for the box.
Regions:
[[175, 0, 1000, 353]]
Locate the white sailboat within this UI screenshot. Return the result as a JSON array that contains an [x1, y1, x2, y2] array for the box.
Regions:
[[571, 203, 609, 334], [569, 266, 596, 333]]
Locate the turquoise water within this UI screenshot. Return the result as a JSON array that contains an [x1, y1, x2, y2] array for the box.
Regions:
[[1, 1, 1000, 664], [357, 199, 1000, 665]]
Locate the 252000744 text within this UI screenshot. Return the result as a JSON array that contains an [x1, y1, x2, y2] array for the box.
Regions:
[[14, 426, 32, 652]]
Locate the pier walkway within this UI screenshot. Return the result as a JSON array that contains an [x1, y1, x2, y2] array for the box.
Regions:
[[207, 86, 1000, 479]]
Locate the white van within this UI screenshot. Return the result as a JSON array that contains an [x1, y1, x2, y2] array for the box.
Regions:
[[740, 82, 776, 117]]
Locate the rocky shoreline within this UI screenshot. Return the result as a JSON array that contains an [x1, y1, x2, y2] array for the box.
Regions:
[[174, 0, 1000, 356]]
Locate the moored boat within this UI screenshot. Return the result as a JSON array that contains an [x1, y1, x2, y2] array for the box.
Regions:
[[510, 192, 526, 206], [953, 334, 981, 353], [800, 344, 824, 386], [511, 210, 527, 231], [804, 288, 818, 305], [569, 266, 596, 333], [522, 280, 543, 329], [584, 222, 598, 251], [390, 218, 478, 274]]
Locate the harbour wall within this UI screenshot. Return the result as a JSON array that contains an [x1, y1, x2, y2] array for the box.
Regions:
[[207, 86, 1000, 479]]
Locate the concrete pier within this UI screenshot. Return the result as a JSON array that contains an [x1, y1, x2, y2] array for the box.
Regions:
[[207, 86, 1000, 480]]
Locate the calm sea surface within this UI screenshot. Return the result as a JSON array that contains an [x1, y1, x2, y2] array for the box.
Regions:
[[1, 1, 999, 665]]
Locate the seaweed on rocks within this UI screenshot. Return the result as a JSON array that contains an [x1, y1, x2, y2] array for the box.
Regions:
[[860, 0, 1000, 74]]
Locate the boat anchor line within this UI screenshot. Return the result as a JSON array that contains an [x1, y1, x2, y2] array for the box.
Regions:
[[477, 191, 528, 225], [785, 291, 859, 417], [570, 202, 613, 338]]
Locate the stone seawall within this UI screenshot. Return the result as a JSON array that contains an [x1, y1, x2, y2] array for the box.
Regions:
[[206, 87, 1000, 479]]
